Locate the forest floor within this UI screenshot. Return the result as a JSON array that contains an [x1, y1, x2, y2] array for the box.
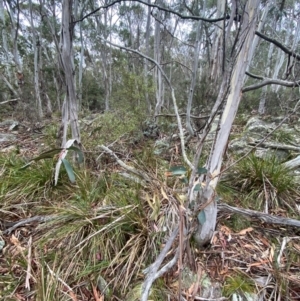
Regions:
[[0, 113, 300, 301]]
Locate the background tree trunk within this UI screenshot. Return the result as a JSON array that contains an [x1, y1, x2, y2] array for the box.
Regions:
[[186, 0, 206, 136], [29, 0, 43, 119]]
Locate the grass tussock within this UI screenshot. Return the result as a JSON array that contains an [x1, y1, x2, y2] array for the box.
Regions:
[[0, 126, 179, 300], [220, 154, 299, 214]]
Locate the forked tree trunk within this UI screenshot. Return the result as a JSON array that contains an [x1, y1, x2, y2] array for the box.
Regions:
[[193, 0, 261, 246]]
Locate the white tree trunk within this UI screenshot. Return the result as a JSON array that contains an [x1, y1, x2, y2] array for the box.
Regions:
[[193, 0, 261, 246], [154, 2, 163, 115], [60, 0, 80, 146], [258, 39, 274, 115], [272, 18, 290, 92], [29, 0, 43, 119], [186, 0, 206, 136], [6, 1, 22, 74], [247, 0, 272, 71], [210, 0, 226, 82], [78, 18, 84, 110], [143, 0, 152, 113], [0, 0, 12, 82]]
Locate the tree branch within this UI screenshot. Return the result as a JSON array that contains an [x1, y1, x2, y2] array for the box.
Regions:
[[243, 76, 300, 92], [99, 145, 151, 182], [2, 215, 56, 235], [141, 227, 179, 301], [155, 113, 210, 119], [74, 0, 228, 24], [0, 98, 20, 105], [255, 31, 300, 61]]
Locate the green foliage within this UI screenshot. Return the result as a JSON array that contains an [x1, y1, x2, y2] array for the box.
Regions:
[[111, 70, 155, 110], [223, 272, 256, 297], [222, 213, 252, 232], [20, 140, 84, 185], [271, 128, 294, 144], [82, 72, 105, 111], [0, 137, 177, 299], [0, 153, 54, 206], [82, 108, 147, 151], [166, 165, 207, 187], [221, 154, 297, 212]]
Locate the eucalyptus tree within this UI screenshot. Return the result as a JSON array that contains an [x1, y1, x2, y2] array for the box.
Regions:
[[0, 0, 22, 97], [143, 0, 152, 112], [60, 0, 80, 146], [186, 0, 207, 136], [28, 0, 43, 118], [189, 0, 261, 246]]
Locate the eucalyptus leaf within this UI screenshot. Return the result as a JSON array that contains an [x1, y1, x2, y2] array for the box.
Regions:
[[62, 159, 76, 183], [0, 239, 5, 251], [197, 167, 207, 175], [180, 176, 188, 184], [168, 166, 187, 176], [193, 183, 201, 191], [67, 146, 84, 163], [197, 210, 206, 225], [20, 148, 62, 169]]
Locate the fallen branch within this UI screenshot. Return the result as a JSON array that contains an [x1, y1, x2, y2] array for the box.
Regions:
[[0, 98, 20, 105], [99, 145, 151, 183], [25, 236, 33, 290], [283, 155, 300, 170], [248, 141, 300, 152], [141, 227, 179, 301], [155, 113, 210, 120], [46, 263, 78, 301], [218, 203, 300, 228], [2, 215, 56, 235]]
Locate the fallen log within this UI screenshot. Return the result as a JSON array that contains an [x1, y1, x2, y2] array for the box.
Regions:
[[218, 202, 300, 228]]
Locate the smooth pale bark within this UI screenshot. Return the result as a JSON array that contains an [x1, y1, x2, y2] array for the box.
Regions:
[[0, 73, 19, 97], [186, 0, 206, 136], [143, 0, 151, 113], [247, 0, 272, 74], [259, 41, 274, 115], [193, 0, 261, 247], [209, 0, 226, 82], [39, 43, 52, 115], [78, 14, 84, 110], [29, 0, 43, 119], [95, 0, 111, 112], [1, 0, 22, 94], [60, 0, 80, 146], [247, 1, 273, 115], [272, 18, 290, 92], [5, 1, 22, 72], [154, 1, 163, 115], [0, 0, 12, 84]]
